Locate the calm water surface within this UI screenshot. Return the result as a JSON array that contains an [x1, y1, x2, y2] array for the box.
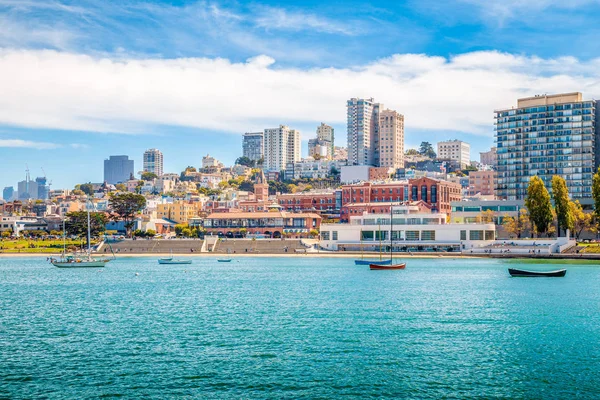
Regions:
[[1, 257, 599, 398]]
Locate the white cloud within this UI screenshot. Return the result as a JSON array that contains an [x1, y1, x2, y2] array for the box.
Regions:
[[0, 139, 61, 149], [253, 6, 357, 35], [0, 49, 600, 140]]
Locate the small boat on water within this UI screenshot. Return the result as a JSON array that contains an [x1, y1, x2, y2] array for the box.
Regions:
[[158, 250, 192, 265], [356, 259, 392, 265], [370, 262, 406, 270], [51, 203, 114, 268], [508, 268, 567, 277], [217, 259, 232, 263], [158, 258, 192, 265]]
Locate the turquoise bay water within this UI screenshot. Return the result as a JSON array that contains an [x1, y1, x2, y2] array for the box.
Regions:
[[1, 257, 600, 398]]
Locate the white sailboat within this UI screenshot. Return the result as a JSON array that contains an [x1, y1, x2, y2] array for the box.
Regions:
[[51, 200, 114, 268]]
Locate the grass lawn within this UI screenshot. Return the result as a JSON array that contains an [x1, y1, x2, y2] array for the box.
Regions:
[[0, 239, 99, 253]]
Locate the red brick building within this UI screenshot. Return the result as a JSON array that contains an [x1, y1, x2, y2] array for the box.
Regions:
[[340, 177, 461, 221], [276, 191, 336, 213]]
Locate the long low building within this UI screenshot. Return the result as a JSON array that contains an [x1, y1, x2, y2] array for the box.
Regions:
[[320, 204, 495, 252], [203, 210, 321, 238]]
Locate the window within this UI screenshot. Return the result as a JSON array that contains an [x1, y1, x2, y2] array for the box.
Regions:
[[421, 185, 428, 202], [375, 230, 388, 241], [361, 231, 374, 241], [431, 185, 437, 203], [485, 230, 495, 240], [321, 231, 330, 240], [412, 186, 418, 201], [421, 230, 435, 240], [469, 230, 484, 240], [460, 230, 467, 240], [405, 231, 420, 240], [332, 231, 338, 240]]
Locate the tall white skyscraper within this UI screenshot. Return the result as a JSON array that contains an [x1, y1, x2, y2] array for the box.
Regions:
[[143, 148, 164, 176], [347, 98, 380, 166], [263, 125, 301, 171]]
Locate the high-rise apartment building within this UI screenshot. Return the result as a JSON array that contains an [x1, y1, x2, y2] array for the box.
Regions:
[[347, 98, 380, 166], [17, 178, 38, 200], [437, 140, 470, 169], [242, 132, 264, 162], [263, 125, 301, 171], [104, 155, 134, 184], [35, 177, 49, 200], [378, 109, 405, 169], [347, 98, 404, 168], [316, 123, 334, 159], [495, 92, 599, 200], [143, 148, 163, 176]]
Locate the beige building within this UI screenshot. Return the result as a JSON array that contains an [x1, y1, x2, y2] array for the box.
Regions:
[[437, 140, 470, 169], [468, 170, 496, 197], [378, 109, 405, 169], [263, 125, 301, 171], [156, 201, 202, 224], [308, 122, 334, 160], [479, 147, 496, 167]]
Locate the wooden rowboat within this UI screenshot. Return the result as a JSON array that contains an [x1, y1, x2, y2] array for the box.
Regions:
[[508, 268, 566, 277], [370, 263, 406, 270]]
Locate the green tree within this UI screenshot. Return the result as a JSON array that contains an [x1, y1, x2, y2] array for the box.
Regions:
[[593, 166, 600, 227], [551, 175, 573, 237], [525, 176, 553, 237], [419, 142, 436, 158], [115, 183, 127, 192], [79, 183, 94, 196], [175, 224, 187, 236], [108, 193, 147, 237], [140, 172, 158, 181], [235, 156, 254, 167], [65, 211, 107, 246], [1, 231, 11, 238], [146, 229, 156, 237], [405, 148, 420, 156]]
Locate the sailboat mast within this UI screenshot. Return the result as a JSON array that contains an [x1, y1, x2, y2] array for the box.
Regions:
[[87, 200, 91, 257], [62, 218, 66, 256], [389, 204, 393, 261]]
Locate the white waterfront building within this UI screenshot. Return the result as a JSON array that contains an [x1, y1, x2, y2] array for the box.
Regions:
[[320, 204, 495, 252]]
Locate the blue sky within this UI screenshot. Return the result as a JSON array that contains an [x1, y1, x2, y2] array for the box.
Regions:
[[2, 0, 600, 190]]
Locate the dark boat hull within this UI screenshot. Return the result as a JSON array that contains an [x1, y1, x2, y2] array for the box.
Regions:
[[217, 259, 232, 262], [508, 268, 566, 277], [355, 259, 392, 265], [370, 263, 406, 270]]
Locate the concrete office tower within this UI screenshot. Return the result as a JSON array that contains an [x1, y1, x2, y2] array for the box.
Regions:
[[263, 125, 301, 171], [242, 132, 264, 162], [480, 147, 497, 167], [437, 140, 471, 169], [347, 98, 381, 166], [3, 186, 14, 201], [35, 177, 49, 200], [316, 123, 334, 159], [143, 148, 163, 176], [495, 92, 599, 200], [104, 155, 134, 184], [17, 178, 38, 200], [378, 109, 405, 169]]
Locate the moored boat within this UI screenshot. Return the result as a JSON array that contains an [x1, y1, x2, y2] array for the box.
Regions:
[[217, 259, 232, 263], [158, 258, 192, 265], [508, 268, 566, 277], [355, 259, 392, 265], [370, 263, 406, 270]]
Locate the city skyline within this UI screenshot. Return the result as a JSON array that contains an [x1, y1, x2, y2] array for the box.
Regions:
[[2, 0, 600, 189]]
